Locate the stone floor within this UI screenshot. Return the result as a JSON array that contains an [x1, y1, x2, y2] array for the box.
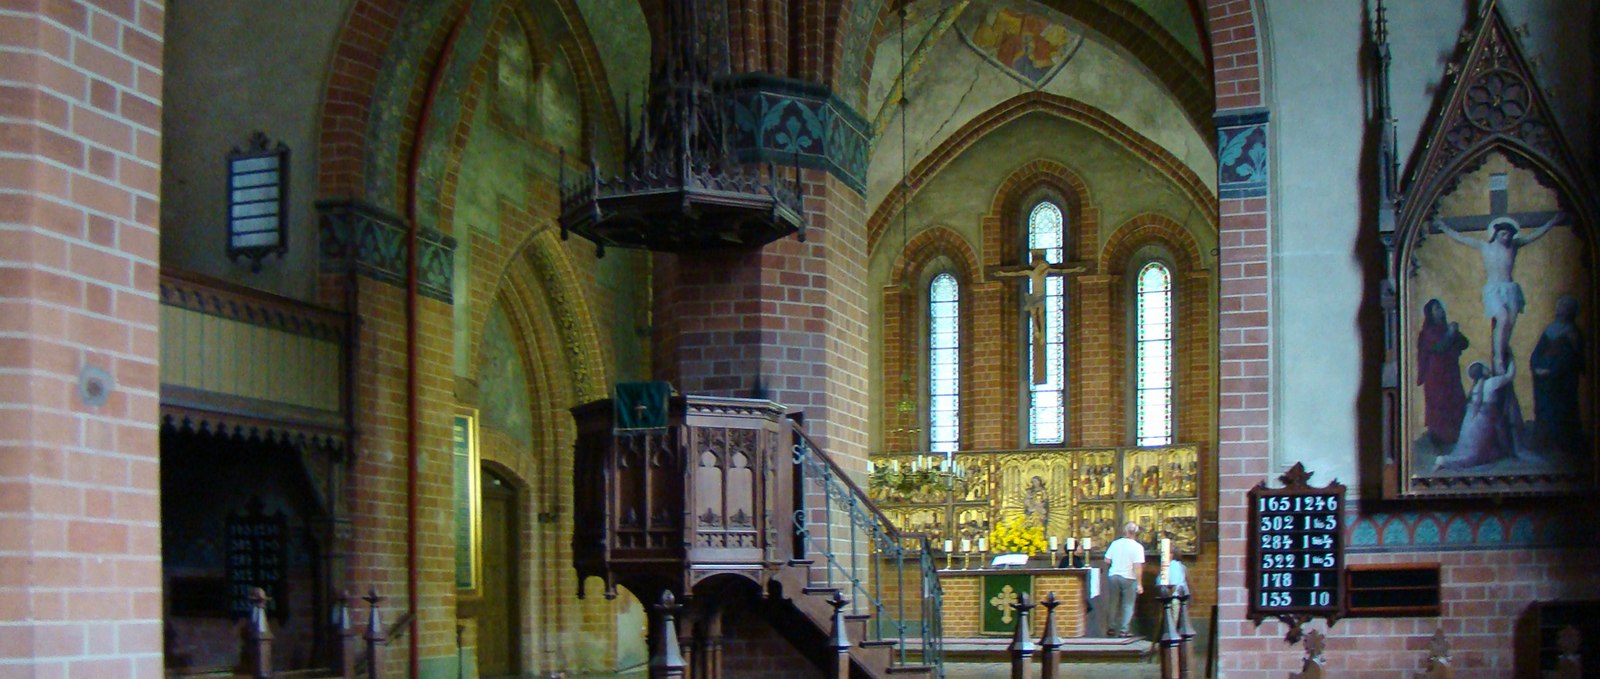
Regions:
[[943, 660, 1159, 679], [577, 660, 1161, 679]]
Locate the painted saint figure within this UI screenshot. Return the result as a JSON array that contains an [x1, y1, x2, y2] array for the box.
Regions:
[[1531, 295, 1586, 456], [1417, 299, 1470, 444], [1436, 360, 1517, 471], [1433, 213, 1561, 371]]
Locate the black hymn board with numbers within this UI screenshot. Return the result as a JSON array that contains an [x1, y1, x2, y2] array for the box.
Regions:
[[226, 498, 288, 622], [1246, 462, 1346, 640]]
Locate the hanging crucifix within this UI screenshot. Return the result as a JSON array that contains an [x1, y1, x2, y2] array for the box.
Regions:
[[987, 249, 1092, 384]]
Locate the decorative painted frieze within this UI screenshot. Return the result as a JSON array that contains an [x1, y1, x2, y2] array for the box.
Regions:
[[726, 75, 871, 196], [317, 198, 457, 303]]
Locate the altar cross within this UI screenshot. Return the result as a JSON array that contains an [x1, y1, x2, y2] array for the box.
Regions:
[[987, 249, 1092, 384]]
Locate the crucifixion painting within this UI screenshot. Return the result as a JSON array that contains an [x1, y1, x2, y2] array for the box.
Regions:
[[1405, 153, 1592, 480]]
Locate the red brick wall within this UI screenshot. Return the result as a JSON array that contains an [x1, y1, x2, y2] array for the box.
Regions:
[[0, 1, 165, 676], [654, 168, 870, 463], [1218, 548, 1600, 676]]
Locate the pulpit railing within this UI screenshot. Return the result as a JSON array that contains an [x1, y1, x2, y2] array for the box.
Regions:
[[792, 425, 944, 676]]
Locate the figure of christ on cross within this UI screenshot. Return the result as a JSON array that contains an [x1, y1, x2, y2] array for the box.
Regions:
[[986, 249, 1091, 384], [1432, 211, 1562, 372]]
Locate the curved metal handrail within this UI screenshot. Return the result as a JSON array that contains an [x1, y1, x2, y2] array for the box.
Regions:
[[790, 422, 944, 677]]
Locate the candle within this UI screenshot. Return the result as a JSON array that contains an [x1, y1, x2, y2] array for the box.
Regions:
[[867, 460, 875, 473], [1083, 537, 1092, 551], [977, 537, 987, 552], [1049, 536, 1058, 552], [1065, 537, 1076, 551], [944, 539, 954, 553], [1159, 538, 1172, 586], [961, 538, 971, 553]]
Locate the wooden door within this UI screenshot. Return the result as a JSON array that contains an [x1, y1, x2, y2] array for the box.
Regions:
[[478, 469, 519, 678]]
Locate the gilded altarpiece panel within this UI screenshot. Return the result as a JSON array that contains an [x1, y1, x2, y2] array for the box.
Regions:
[[868, 446, 1200, 555]]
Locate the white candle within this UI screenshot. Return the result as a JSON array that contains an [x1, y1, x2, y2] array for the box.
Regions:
[[867, 460, 875, 473], [1159, 538, 1172, 586], [1049, 536, 1058, 552], [977, 537, 987, 552], [1065, 537, 1076, 551], [944, 539, 954, 553], [1083, 538, 1092, 551], [961, 538, 971, 553]]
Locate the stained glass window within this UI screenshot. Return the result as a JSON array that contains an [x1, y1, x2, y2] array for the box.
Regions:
[[1136, 262, 1173, 446], [929, 273, 959, 454], [1027, 201, 1067, 445]]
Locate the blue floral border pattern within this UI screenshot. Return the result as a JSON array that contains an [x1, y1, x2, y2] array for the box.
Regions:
[[726, 75, 870, 196], [317, 199, 457, 303], [1344, 501, 1580, 552], [1215, 109, 1268, 200]]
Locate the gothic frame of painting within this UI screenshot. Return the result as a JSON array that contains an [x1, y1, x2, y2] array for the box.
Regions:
[[1381, 3, 1600, 499]]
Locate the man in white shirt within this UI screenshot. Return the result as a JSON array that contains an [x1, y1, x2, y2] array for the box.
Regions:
[[1103, 521, 1146, 637]]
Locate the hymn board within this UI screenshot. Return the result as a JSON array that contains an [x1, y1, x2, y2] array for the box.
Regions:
[[1246, 462, 1346, 642]]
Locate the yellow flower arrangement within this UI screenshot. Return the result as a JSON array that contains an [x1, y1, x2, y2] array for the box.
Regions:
[[988, 514, 1048, 555]]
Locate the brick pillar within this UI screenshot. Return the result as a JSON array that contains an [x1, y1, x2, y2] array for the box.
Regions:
[[0, 1, 165, 677], [1074, 275, 1117, 447], [968, 280, 1007, 449], [655, 168, 869, 462]]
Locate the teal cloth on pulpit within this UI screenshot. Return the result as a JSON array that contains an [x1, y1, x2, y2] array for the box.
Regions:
[[614, 381, 671, 430]]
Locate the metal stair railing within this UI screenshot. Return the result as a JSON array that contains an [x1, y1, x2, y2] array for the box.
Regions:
[[791, 424, 944, 678]]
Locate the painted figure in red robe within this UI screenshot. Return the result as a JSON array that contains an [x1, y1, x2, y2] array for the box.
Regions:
[[1417, 299, 1470, 445]]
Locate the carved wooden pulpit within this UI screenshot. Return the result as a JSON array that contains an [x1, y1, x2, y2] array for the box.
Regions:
[[571, 393, 795, 602]]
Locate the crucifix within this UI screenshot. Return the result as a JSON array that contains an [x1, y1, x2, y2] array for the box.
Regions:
[[987, 249, 1092, 384]]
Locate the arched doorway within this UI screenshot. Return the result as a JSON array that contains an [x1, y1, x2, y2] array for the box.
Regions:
[[478, 466, 521, 678]]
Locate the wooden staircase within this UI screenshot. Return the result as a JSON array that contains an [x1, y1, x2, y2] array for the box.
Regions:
[[570, 394, 943, 679]]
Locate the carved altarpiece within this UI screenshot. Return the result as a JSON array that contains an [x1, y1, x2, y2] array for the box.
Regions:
[[1379, 1, 1599, 498]]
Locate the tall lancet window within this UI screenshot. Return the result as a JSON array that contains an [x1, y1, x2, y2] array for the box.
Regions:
[[928, 272, 960, 454], [1027, 201, 1067, 445], [1135, 262, 1174, 446]]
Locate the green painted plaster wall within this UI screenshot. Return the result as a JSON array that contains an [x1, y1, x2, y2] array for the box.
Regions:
[[866, 1, 1215, 222]]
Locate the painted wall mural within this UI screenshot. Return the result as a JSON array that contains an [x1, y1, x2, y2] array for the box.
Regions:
[[957, 6, 1083, 88], [478, 305, 534, 445]]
